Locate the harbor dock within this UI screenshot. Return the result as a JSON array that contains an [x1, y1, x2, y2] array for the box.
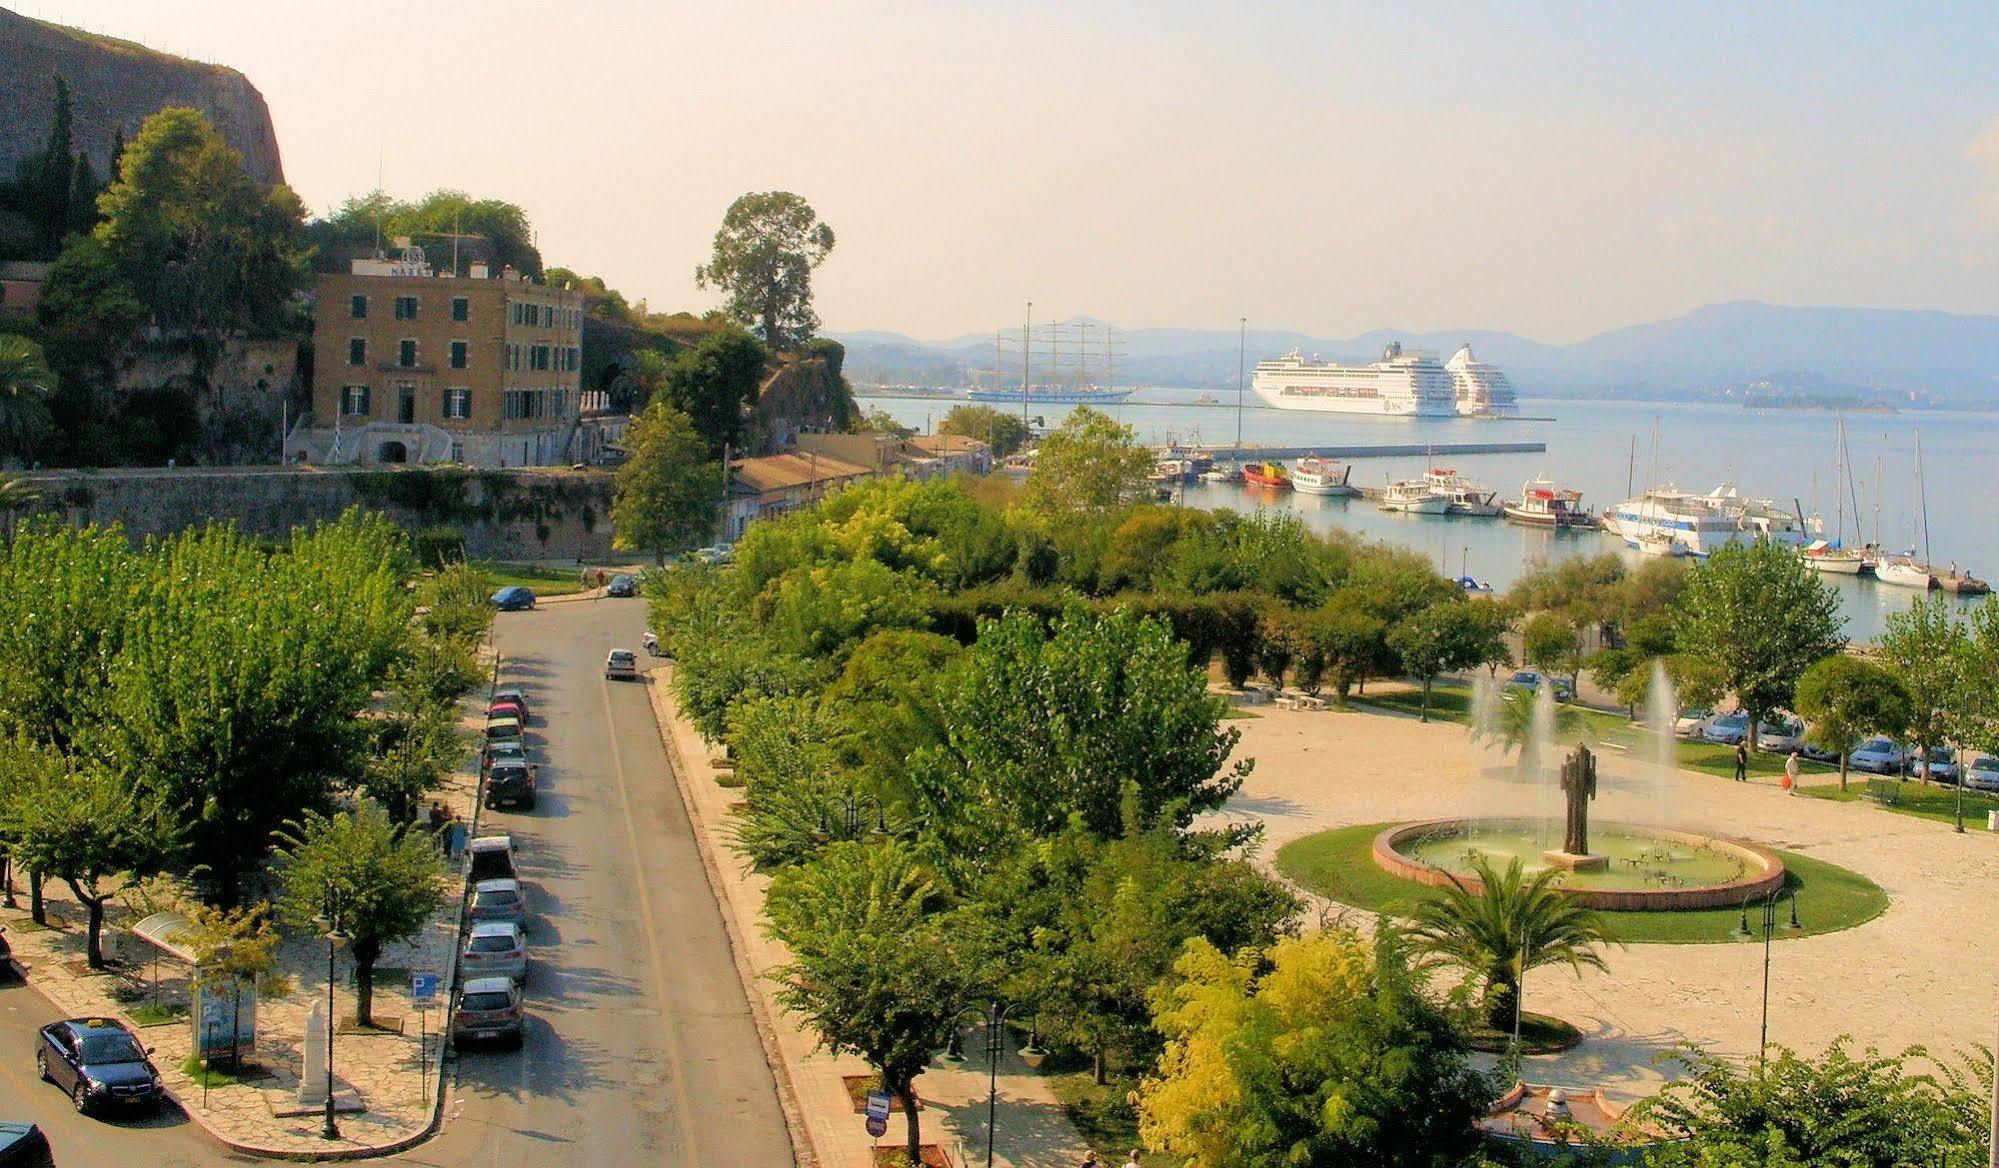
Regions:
[[1167, 441, 1546, 460]]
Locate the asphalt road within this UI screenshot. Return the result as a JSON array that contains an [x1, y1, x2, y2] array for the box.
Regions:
[[0, 595, 794, 1167]]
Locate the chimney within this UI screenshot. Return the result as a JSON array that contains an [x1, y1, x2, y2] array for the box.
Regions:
[[469, 262, 489, 280]]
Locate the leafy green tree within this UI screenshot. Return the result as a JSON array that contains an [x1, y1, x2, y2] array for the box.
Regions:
[[725, 697, 868, 870], [1794, 656, 1913, 792], [1673, 540, 1845, 750], [1161, 510, 1343, 607], [4, 746, 179, 967], [1388, 600, 1509, 722], [0, 331, 56, 463], [1634, 1040, 1989, 1167], [363, 687, 467, 824], [1472, 687, 1591, 777], [1310, 597, 1392, 702], [912, 608, 1250, 852], [611, 402, 724, 564], [658, 326, 766, 457], [1877, 595, 1970, 783], [1139, 928, 1495, 1168], [1521, 610, 1584, 693], [1406, 857, 1616, 1030], [272, 803, 449, 1027], [35, 234, 145, 417], [694, 191, 835, 349], [541, 267, 633, 321], [309, 188, 542, 277], [2, 78, 101, 258], [764, 841, 975, 1167], [937, 403, 1030, 458], [1018, 407, 1155, 518], [0, 520, 140, 749]]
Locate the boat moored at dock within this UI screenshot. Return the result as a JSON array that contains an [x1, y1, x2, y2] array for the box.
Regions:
[[1242, 461, 1291, 489], [1503, 479, 1594, 528], [1378, 478, 1451, 514], [1291, 458, 1353, 496]]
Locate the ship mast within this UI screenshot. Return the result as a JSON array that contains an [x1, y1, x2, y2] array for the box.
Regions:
[[1022, 301, 1032, 425], [1235, 317, 1246, 451]]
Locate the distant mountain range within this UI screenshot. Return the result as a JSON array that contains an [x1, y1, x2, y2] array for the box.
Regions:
[[832, 301, 1999, 405]]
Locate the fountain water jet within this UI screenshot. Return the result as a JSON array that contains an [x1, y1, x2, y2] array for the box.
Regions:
[[1531, 679, 1558, 845], [1646, 659, 1679, 828]]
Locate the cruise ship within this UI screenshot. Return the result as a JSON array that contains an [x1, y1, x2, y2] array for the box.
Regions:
[[1250, 342, 1458, 416], [1600, 484, 1807, 556], [1444, 344, 1520, 417]]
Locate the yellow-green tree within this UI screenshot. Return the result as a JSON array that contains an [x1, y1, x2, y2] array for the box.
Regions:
[[1139, 927, 1493, 1168], [1018, 407, 1154, 518]]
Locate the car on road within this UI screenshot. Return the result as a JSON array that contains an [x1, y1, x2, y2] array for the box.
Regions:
[[35, 1018, 164, 1116], [491, 586, 537, 612], [467, 835, 517, 882], [0, 1122, 52, 1168], [1849, 737, 1906, 775], [604, 648, 638, 681], [451, 977, 526, 1049], [1967, 755, 1999, 792], [462, 921, 529, 984], [469, 878, 527, 927], [484, 761, 537, 811], [606, 573, 637, 597], [1506, 670, 1573, 702], [491, 685, 531, 720], [1703, 712, 1750, 745], [1674, 709, 1717, 738]]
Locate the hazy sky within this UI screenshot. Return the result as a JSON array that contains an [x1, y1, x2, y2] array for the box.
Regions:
[[21, 1, 1999, 342]]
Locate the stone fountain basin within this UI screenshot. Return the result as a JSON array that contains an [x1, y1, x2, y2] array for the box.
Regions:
[[1373, 818, 1786, 911]]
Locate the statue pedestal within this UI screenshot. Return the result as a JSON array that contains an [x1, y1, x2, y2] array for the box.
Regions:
[[1542, 850, 1608, 873]]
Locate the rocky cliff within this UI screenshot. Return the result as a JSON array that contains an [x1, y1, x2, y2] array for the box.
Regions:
[[0, 7, 284, 185]]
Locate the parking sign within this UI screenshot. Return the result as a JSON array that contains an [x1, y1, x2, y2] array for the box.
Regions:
[[411, 970, 441, 1008]]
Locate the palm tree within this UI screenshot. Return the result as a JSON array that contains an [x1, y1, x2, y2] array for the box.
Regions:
[[1471, 686, 1590, 776], [1407, 856, 1617, 1030], [0, 336, 56, 463]]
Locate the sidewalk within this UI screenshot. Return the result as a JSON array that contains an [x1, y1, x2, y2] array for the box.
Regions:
[[0, 713, 488, 1159], [644, 667, 1091, 1168]]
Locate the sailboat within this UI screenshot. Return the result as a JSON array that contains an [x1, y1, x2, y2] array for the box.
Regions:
[[1800, 418, 1870, 575], [1875, 432, 1989, 593]]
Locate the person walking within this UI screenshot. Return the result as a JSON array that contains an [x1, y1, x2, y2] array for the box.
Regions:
[[1783, 750, 1800, 795], [1733, 741, 1748, 782], [1123, 1150, 1143, 1168]]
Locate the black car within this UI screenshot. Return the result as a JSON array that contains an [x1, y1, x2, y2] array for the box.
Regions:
[[36, 1018, 164, 1115], [606, 573, 637, 597], [0, 1122, 52, 1168], [484, 761, 537, 811]]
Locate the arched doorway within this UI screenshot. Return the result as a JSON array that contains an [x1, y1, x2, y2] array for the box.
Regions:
[[377, 440, 409, 464]]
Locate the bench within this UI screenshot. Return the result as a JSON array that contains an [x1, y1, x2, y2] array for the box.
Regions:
[[1863, 778, 1902, 806]]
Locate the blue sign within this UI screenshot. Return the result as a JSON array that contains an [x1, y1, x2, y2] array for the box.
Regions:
[[865, 1091, 891, 1137], [411, 971, 441, 1008]]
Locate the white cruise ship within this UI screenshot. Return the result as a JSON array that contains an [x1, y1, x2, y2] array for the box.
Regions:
[[1600, 484, 1806, 557], [1444, 344, 1520, 417], [1250, 342, 1458, 417]]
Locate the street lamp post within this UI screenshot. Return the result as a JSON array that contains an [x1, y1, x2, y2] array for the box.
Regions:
[[315, 900, 346, 1142], [1732, 887, 1798, 1066], [809, 792, 892, 844], [943, 1002, 1046, 1168]]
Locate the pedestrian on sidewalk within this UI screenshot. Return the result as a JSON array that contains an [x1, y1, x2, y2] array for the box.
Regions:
[[1783, 750, 1800, 794], [1733, 742, 1748, 782]]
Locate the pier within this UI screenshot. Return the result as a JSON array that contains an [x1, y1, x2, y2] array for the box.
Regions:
[[1164, 441, 1546, 460]]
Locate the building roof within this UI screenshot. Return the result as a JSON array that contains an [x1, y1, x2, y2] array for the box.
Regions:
[[906, 433, 990, 455], [730, 452, 875, 494]]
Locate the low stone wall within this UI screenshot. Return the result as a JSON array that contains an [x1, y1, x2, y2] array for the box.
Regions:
[[12, 465, 616, 560], [1372, 818, 1787, 911]]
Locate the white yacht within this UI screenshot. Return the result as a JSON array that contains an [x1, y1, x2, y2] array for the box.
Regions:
[[1445, 344, 1520, 417], [1423, 468, 1501, 516], [1291, 458, 1353, 496], [1599, 484, 1805, 557], [1251, 342, 1458, 416], [1502, 479, 1593, 528], [1378, 478, 1451, 514]]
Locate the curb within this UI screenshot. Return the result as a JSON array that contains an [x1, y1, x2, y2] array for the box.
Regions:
[[644, 669, 820, 1168]]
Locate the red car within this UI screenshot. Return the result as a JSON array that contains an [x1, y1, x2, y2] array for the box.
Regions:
[[488, 698, 527, 723]]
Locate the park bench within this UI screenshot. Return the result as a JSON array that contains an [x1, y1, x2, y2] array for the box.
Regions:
[[1863, 778, 1902, 806]]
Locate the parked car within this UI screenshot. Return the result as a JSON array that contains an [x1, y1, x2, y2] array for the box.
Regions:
[[1674, 709, 1717, 738], [467, 835, 517, 882], [0, 1121, 52, 1168], [35, 1018, 163, 1115], [491, 586, 536, 612], [1756, 718, 1805, 753], [1966, 755, 1999, 792], [606, 573, 637, 598], [1914, 745, 1958, 784], [643, 629, 662, 657], [462, 921, 529, 984], [1849, 737, 1906, 775], [451, 977, 526, 1049], [485, 715, 523, 747], [1703, 712, 1750, 745], [491, 686, 531, 720], [468, 878, 527, 927], [488, 697, 527, 723], [484, 761, 537, 811], [1506, 670, 1573, 702], [484, 740, 529, 772], [604, 649, 638, 681], [1801, 738, 1845, 764]]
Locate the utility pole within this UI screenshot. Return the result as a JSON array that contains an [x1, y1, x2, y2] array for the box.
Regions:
[[1022, 301, 1032, 427]]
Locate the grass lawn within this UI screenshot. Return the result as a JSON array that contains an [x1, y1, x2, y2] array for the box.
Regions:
[[1801, 779, 1999, 828], [1046, 1068, 1168, 1167], [469, 560, 592, 598], [1463, 1011, 1582, 1055], [127, 1002, 187, 1026], [1274, 822, 1888, 945], [180, 1053, 247, 1087], [1356, 682, 1836, 782]]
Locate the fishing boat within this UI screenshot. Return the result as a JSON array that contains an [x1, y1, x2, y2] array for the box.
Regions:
[[1423, 468, 1502, 516], [1503, 479, 1593, 528], [1378, 478, 1450, 514], [1199, 465, 1242, 484], [1148, 458, 1195, 484], [1242, 461, 1291, 489], [1291, 458, 1353, 496]]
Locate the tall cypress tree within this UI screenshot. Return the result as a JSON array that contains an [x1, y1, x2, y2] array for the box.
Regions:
[[27, 78, 80, 258]]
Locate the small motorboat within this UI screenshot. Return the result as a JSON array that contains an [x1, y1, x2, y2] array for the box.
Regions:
[[1377, 479, 1449, 514]]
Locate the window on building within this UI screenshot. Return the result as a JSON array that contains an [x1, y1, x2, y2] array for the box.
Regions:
[[341, 385, 370, 416], [394, 295, 419, 320], [398, 339, 417, 367], [452, 296, 469, 322], [348, 337, 366, 366], [349, 294, 368, 319], [450, 341, 468, 369], [443, 387, 472, 419]]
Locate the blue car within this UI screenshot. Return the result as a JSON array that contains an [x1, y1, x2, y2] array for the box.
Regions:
[[491, 586, 536, 611], [35, 1018, 164, 1116]]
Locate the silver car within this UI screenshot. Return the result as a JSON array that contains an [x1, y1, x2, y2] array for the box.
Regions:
[[1967, 756, 1999, 792], [469, 879, 527, 927], [1849, 737, 1906, 775], [452, 977, 525, 1049], [462, 921, 529, 984]]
